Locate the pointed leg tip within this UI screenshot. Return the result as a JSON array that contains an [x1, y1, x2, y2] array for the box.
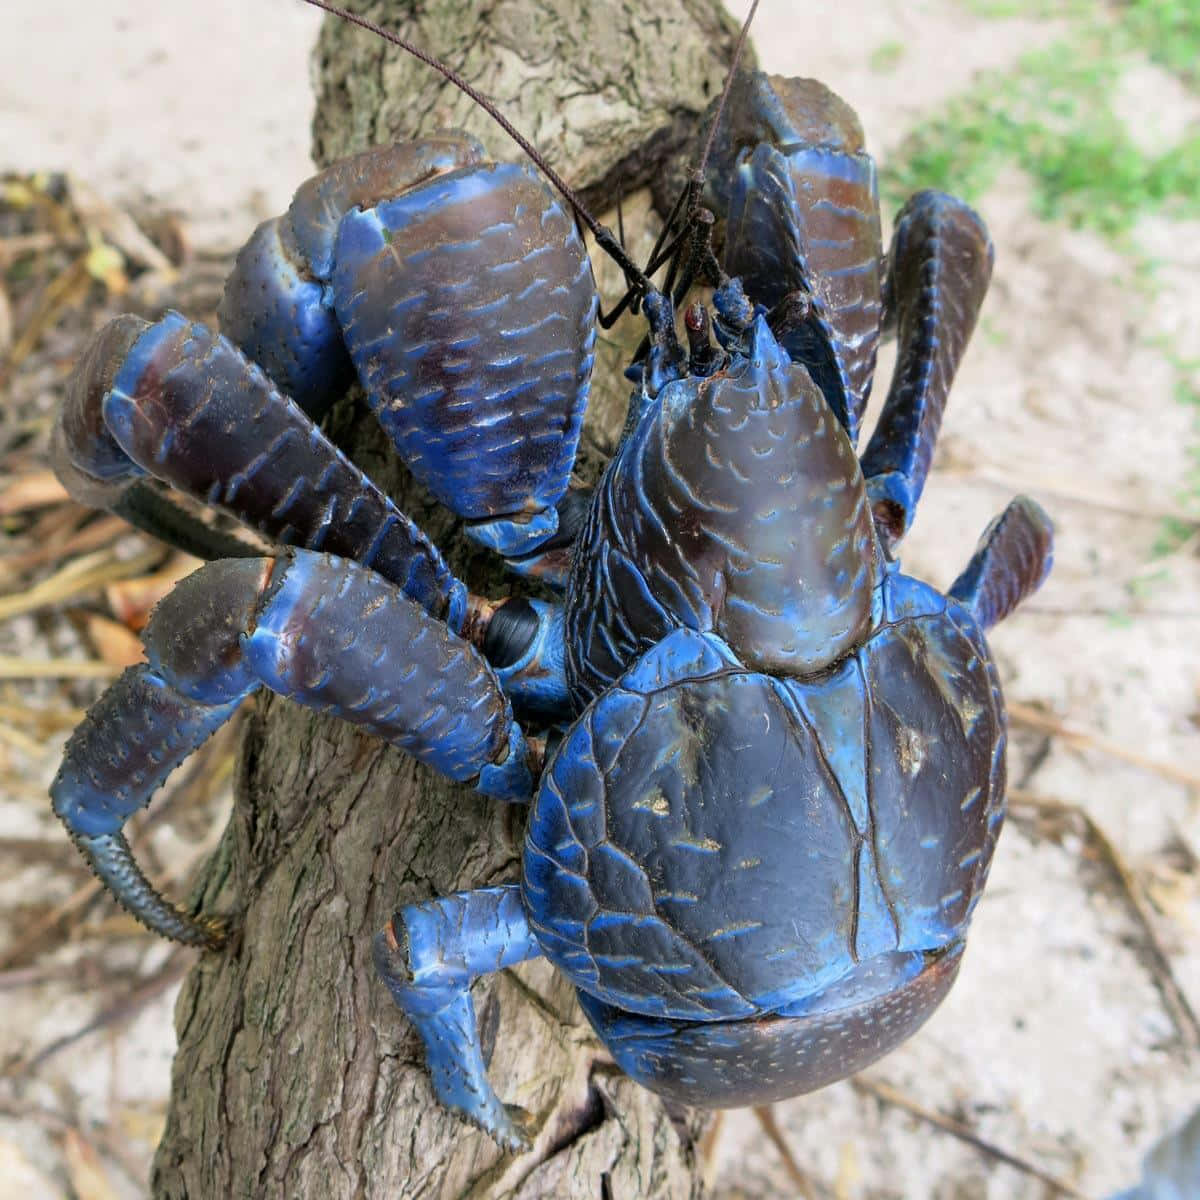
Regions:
[[496, 1103, 537, 1153], [949, 493, 1055, 629], [200, 914, 236, 952]]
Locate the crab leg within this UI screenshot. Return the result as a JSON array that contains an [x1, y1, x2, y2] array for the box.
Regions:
[[51, 551, 535, 947], [949, 496, 1055, 630], [108, 480, 261, 563], [53, 313, 467, 628], [374, 885, 542, 1151], [859, 192, 994, 554]]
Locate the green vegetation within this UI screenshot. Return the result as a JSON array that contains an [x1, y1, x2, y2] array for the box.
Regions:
[[956, 0, 1199, 83], [886, 1, 1200, 563], [881, 21, 1200, 236], [1121, 0, 1200, 86], [1152, 372, 1200, 556], [869, 40, 905, 74]]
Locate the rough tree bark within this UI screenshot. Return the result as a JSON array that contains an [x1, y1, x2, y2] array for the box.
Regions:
[[152, 2, 751, 1196]]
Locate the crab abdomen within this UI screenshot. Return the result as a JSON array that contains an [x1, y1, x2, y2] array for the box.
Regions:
[[524, 578, 1003, 1023], [575, 944, 964, 1107]]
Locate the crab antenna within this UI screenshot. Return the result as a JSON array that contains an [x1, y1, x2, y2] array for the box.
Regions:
[[611, 0, 759, 324], [693, 0, 760, 197], [299, 0, 654, 296]]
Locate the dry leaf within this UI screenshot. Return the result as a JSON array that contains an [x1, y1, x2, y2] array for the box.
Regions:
[[0, 280, 11, 356], [0, 722, 44, 756], [106, 552, 202, 630], [0, 655, 120, 680], [835, 1141, 860, 1200], [2, 178, 38, 209], [116, 1104, 168, 1148], [0, 469, 70, 516], [4, 255, 91, 372], [0, 1137, 56, 1200], [70, 175, 175, 274], [62, 1128, 122, 1200], [83, 236, 128, 296], [1145, 866, 1197, 925], [85, 612, 146, 669], [0, 545, 162, 623]]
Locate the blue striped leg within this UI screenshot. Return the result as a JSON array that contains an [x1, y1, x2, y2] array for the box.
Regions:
[[704, 73, 886, 444], [949, 496, 1054, 631], [860, 192, 994, 554], [55, 307, 574, 711], [51, 551, 534, 948], [53, 313, 465, 627], [374, 886, 542, 1151]]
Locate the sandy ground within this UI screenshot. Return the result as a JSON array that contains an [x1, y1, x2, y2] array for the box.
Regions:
[[2, 1, 1198, 1197]]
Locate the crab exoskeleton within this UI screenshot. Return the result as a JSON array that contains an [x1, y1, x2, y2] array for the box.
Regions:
[[50, 70, 1051, 1151]]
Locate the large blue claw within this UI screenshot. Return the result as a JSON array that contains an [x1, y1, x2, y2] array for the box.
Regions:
[[331, 161, 598, 562], [218, 137, 487, 418]]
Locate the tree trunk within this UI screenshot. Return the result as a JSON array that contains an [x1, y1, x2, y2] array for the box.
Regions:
[[152, 2, 750, 1196]]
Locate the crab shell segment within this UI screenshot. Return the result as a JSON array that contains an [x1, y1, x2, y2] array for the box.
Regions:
[[528, 558, 1004, 1103]]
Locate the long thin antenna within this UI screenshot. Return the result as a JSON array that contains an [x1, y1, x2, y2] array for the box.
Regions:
[[300, 0, 653, 295], [597, 0, 760, 331], [693, 0, 760, 194]]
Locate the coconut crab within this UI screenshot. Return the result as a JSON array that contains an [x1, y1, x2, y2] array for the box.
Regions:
[[49, 5, 1052, 1153]]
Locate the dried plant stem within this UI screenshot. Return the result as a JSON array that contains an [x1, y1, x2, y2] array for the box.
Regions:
[[0, 545, 162, 622], [2, 514, 132, 577], [1008, 701, 1200, 790], [0, 721, 46, 756], [946, 466, 1200, 526], [1009, 788, 1200, 1049], [752, 1106, 817, 1199], [0, 700, 88, 731], [0, 656, 123, 680], [2, 254, 90, 378], [851, 1077, 1087, 1197], [19, 948, 191, 1074]]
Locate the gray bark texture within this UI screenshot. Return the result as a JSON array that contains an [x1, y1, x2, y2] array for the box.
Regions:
[[152, 2, 752, 1196]]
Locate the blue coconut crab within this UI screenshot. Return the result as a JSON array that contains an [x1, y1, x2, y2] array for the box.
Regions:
[[48, 13, 1052, 1151]]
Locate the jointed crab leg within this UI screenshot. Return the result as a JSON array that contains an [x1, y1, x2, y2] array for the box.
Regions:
[[704, 72, 886, 446], [860, 191, 994, 554], [54, 313, 467, 628], [51, 550, 536, 947], [374, 885, 542, 1151], [950, 496, 1055, 631], [109, 480, 261, 563], [56, 306, 574, 706]]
